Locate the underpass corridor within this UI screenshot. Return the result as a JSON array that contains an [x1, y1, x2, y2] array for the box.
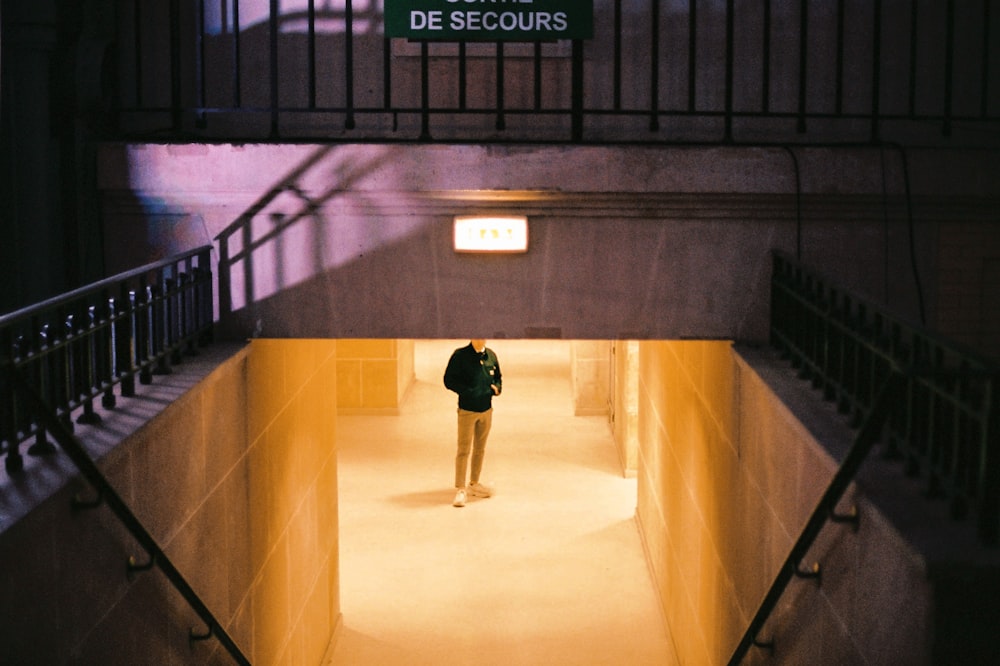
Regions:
[[327, 340, 679, 665]]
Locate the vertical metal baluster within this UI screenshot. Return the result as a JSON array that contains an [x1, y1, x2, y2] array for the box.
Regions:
[[908, 0, 918, 119], [572, 39, 585, 140], [233, 0, 242, 108], [345, 0, 356, 129], [153, 281, 172, 376], [196, 0, 207, 128], [979, 377, 999, 544], [927, 346, 945, 496], [762, 0, 771, 112], [78, 309, 101, 425], [173, 272, 183, 358], [138, 285, 153, 385], [123, 291, 140, 395], [65, 314, 80, 425], [496, 41, 506, 131], [688, 0, 697, 113], [871, 0, 882, 142], [420, 41, 430, 140], [1, 328, 21, 474], [951, 361, 970, 517], [797, 0, 808, 133], [57, 314, 74, 432], [724, 0, 734, 142], [981, 1, 991, 119], [843, 295, 857, 416], [179, 268, 192, 355], [835, 0, 845, 115], [133, 0, 144, 106], [101, 299, 118, 409], [942, 0, 955, 136], [307, 0, 316, 109], [533, 42, 542, 113], [613, 0, 622, 111], [30, 324, 56, 455], [169, 0, 182, 131], [383, 35, 393, 129], [459, 42, 467, 110], [649, 0, 660, 131], [269, 0, 279, 138], [197, 255, 214, 345]]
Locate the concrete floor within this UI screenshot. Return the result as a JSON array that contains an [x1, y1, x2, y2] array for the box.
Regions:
[[325, 340, 678, 666]]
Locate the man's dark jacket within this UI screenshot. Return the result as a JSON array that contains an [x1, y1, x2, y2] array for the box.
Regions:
[[444, 344, 502, 412]]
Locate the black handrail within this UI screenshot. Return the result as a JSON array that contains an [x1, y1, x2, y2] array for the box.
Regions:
[[731, 251, 1000, 663], [2, 359, 250, 665], [727, 372, 902, 665], [770, 251, 999, 545], [0, 247, 214, 476]]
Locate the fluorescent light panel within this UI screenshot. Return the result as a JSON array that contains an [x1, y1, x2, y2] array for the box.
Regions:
[[453, 216, 529, 253]]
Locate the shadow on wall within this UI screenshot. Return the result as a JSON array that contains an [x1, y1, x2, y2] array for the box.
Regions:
[[204, 144, 780, 341], [208, 147, 776, 341], [213, 144, 416, 333]]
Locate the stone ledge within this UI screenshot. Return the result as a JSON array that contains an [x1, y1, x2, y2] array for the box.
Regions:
[[0, 343, 248, 537], [735, 343, 1000, 570]]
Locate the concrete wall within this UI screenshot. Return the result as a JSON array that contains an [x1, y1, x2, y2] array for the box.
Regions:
[[570, 340, 610, 416], [634, 341, 934, 665], [97, 143, 999, 347], [336, 338, 415, 413], [935, 221, 1000, 363], [243, 339, 340, 664], [0, 340, 340, 665], [611, 340, 639, 477]]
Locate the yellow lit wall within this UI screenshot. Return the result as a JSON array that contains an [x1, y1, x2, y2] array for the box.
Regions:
[[635, 340, 738, 664], [336, 339, 415, 413], [246, 339, 340, 664], [29, 340, 343, 663], [570, 340, 611, 416], [634, 340, 935, 664], [612, 340, 639, 477]]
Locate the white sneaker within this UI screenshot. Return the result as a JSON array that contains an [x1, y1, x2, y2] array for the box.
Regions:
[[468, 482, 493, 498], [453, 489, 467, 507]]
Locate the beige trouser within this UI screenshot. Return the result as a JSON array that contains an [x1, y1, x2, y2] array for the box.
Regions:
[[455, 407, 492, 488]]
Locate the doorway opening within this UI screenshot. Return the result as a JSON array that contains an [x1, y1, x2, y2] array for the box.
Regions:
[[329, 338, 671, 665]]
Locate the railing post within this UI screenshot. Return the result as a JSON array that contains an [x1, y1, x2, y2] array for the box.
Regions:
[[30, 324, 56, 456], [979, 377, 1000, 545], [1, 328, 22, 474], [78, 307, 100, 423], [572, 39, 585, 141]]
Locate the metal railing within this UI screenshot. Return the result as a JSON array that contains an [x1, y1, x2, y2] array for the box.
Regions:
[[4, 361, 249, 665], [0, 247, 214, 476], [769, 250, 1000, 545], [0, 246, 248, 662], [728, 252, 999, 663], [109, 0, 1000, 145], [728, 371, 902, 665]]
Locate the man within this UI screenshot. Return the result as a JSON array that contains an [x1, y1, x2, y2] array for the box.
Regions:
[[443, 339, 502, 507]]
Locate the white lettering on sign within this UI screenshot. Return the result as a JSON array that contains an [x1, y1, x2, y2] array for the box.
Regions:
[[386, 0, 591, 39], [411, 10, 444, 30], [449, 11, 567, 32]]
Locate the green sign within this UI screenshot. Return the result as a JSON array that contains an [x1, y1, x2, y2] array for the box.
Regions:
[[385, 0, 593, 41]]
